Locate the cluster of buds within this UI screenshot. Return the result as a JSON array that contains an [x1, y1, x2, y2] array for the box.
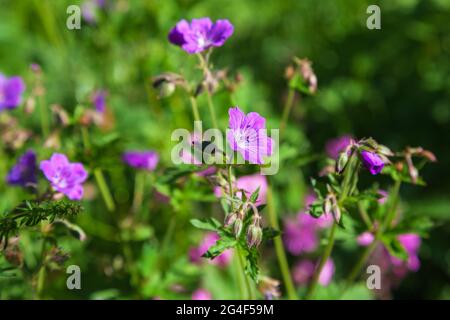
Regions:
[[323, 186, 341, 224], [224, 201, 263, 248], [285, 57, 318, 94], [336, 138, 393, 176], [151, 72, 187, 98]]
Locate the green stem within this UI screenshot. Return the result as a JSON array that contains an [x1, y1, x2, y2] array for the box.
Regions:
[[94, 169, 116, 212], [36, 237, 47, 299], [344, 179, 402, 287], [233, 250, 247, 299], [38, 94, 50, 139], [132, 171, 146, 214], [237, 247, 254, 299], [227, 165, 234, 211], [267, 185, 298, 300], [189, 96, 201, 122], [206, 91, 218, 129], [280, 88, 296, 136]]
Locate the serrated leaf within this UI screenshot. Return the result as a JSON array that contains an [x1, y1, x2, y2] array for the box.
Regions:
[[190, 218, 221, 231], [203, 235, 237, 259]]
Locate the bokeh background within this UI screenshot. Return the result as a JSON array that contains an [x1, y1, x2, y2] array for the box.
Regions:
[[0, 0, 449, 299]]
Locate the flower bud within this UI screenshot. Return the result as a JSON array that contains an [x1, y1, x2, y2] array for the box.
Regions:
[[323, 195, 333, 216], [331, 203, 341, 224], [336, 151, 349, 174], [247, 225, 263, 247], [377, 144, 394, 157], [233, 218, 243, 237], [224, 212, 238, 227]]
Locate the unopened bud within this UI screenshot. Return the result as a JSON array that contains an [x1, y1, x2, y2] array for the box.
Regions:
[[233, 218, 243, 237], [224, 212, 238, 227], [323, 195, 333, 216], [247, 225, 263, 247], [336, 151, 349, 174], [331, 202, 341, 224], [377, 144, 394, 157]]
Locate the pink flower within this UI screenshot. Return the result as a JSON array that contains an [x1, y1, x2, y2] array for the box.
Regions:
[[283, 215, 319, 255], [378, 189, 388, 204], [292, 260, 315, 285], [227, 107, 273, 164], [192, 288, 212, 300], [357, 232, 375, 246], [318, 258, 335, 286], [390, 233, 421, 272], [325, 135, 352, 159], [283, 212, 332, 256], [189, 232, 232, 267], [292, 258, 335, 287], [214, 174, 268, 206]]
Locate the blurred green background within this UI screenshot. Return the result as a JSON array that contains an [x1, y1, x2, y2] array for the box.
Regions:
[[0, 0, 449, 299]]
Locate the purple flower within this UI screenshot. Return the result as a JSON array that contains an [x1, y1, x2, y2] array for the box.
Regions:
[[92, 90, 107, 113], [6, 150, 37, 187], [390, 233, 421, 272], [325, 135, 352, 159], [227, 107, 273, 165], [357, 232, 375, 246], [292, 260, 315, 285], [318, 258, 335, 286], [359, 232, 421, 279], [192, 288, 212, 300], [236, 174, 268, 206], [283, 216, 319, 255], [189, 232, 232, 268], [40, 153, 88, 200], [214, 174, 268, 206], [292, 258, 335, 287], [360, 150, 384, 175], [122, 151, 159, 171], [0, 74, 25, 111], [168, 18, 234, 54]]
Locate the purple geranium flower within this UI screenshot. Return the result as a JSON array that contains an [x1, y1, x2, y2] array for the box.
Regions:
[[189, 232, 232, 267], [6, 150, 37, 187], [168, 18, 234, 54], [92, 90, 107, 113], [0, 74, 25, 111], [325, 135, 352, 159], [360, 150, 384, 175], [227, 107, 273, 164], [40, 153, 88, 200], [122, 151, 159, 171]]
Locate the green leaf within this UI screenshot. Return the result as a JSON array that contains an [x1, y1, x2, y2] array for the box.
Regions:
[[203, 235, 237, 259], [249, 186, 260, 204], [190, 218, 221, 231]]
